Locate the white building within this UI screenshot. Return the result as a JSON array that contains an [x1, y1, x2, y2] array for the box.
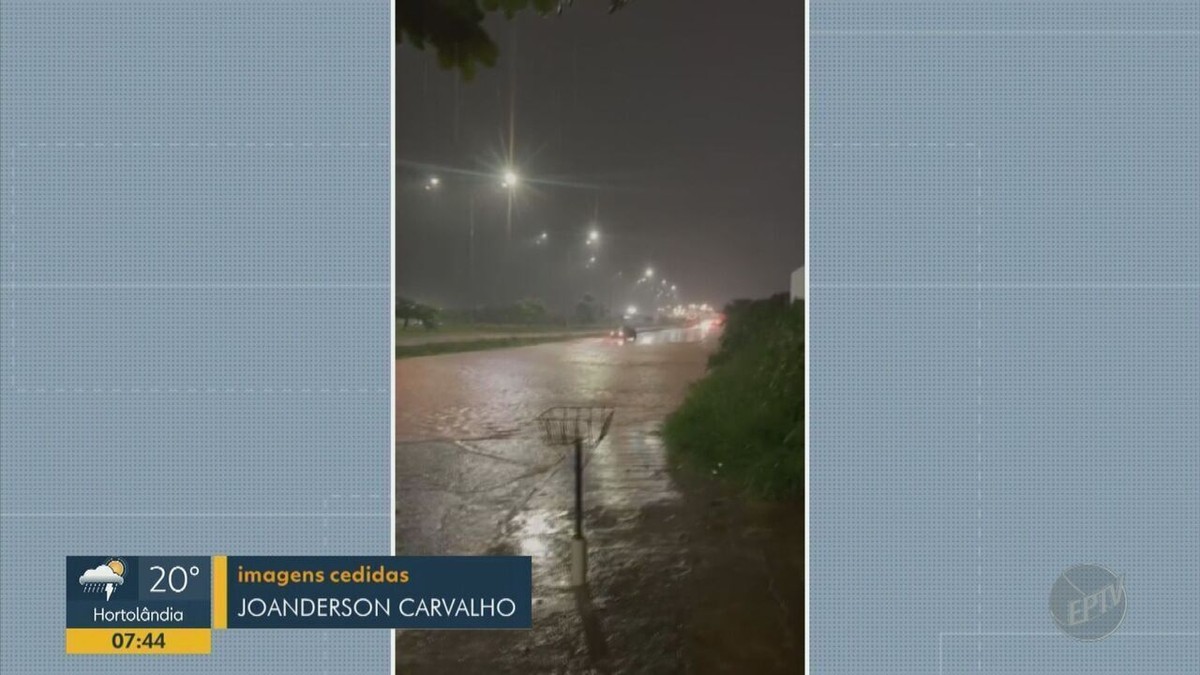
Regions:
[[790, 266, 804, 303]]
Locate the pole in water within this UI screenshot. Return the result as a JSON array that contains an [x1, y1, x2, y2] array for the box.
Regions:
[[574, 437, 584, 537], [571, 436, 587, 586]]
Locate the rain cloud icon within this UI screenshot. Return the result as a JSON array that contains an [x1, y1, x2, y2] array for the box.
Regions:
[[79, 558, 126, 601]]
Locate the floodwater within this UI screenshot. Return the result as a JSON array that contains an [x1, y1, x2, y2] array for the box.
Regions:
[[395, 327, 802, 674]]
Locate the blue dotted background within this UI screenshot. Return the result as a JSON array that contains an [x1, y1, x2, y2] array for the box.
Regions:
[[1, 2, 390, 672], [810, 2, 1198, 673]]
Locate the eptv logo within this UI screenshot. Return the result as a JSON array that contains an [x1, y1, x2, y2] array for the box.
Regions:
[[1049, 564, 1127, 641]]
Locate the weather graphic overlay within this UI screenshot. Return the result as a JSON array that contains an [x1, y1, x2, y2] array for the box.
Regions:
[[78, 558, 127, 601], [61, 554, 531, 655], [65, 556, 213, 654]]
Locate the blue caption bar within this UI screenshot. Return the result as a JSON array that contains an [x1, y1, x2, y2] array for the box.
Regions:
[[225, 556, 532, 629]]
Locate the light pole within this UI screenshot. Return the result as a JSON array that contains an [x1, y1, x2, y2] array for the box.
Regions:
[[584, 228, 599, 269], [501, 169, 519, 244], [609, 271, 624, 320], [468, 191, 476, 317], [536, 231, 551, 306], [562, 225, 600, 322], [423, 170, 519, 317]]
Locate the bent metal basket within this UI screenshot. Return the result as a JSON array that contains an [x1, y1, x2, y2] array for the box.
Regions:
[[536, 406, 615, 448], [534, 405, 615, 586]]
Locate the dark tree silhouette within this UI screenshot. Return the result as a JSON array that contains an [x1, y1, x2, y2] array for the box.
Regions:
[[397, 0, 632, 79], [396, 297, 442, 330]]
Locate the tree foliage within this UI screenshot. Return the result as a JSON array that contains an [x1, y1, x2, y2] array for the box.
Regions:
[[440, 298, 554, 325], [397, 0, 633, 79], [708, 293, 792, 369], [663, 295, 803, 498], [513, 297, 550, 323], [573, 292, 605, 324], [396, 297, 442, 330]]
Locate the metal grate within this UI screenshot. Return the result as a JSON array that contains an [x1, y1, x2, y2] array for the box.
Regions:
[[536, 406, 615, 448]]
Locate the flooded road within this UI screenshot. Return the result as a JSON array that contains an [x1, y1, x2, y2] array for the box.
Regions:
[[395, 327, 802, 674]]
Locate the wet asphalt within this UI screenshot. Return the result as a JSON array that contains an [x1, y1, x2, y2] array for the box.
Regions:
[[395, 326, 802, 674]]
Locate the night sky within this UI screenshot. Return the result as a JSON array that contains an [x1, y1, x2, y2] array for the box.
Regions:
[[397, 0, 803, 311]]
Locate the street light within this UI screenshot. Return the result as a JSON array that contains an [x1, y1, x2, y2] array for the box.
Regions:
[[501, 169, 519, 189], [587, 229, 599, 244], [644, 267, 654, 279], [424, 176, 440, 190]]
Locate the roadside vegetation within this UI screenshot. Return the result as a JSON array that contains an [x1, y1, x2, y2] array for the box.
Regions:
[[397, 296, 618, 337], [436, 296, 609, 327], [394, 334, 600, 359], [664, 293, 803, 499], [395, 296, 613, 358], [395, 297, 442, 330]]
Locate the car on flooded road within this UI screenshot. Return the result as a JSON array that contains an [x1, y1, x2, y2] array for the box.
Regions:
[[607, 325, 638, 343]]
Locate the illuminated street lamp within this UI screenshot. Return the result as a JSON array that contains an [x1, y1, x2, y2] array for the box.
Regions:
[[644, 267, 654, 279], [424, 176, 440, 190], [501, 169, 520, 189], [587, 229, 600, 245]]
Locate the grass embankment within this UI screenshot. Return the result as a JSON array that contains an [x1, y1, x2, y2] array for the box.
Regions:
[[664, 294, 803, 498], [395, 335, 581, 359], [399, 322, 575, 336]]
